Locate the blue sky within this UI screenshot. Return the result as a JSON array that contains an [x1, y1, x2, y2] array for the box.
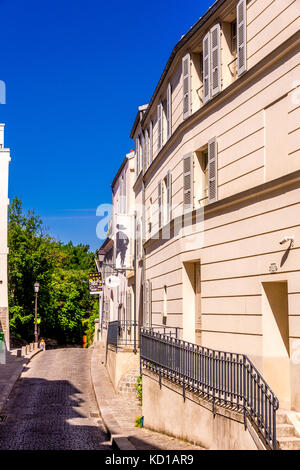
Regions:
[[0, 0, 212, 252]]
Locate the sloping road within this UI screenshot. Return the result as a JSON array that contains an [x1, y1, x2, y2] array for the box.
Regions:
[[0, 348, 111, 450]]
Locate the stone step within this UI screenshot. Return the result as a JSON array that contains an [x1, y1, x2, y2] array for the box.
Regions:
[[276, 411, 288, 424], [276, 424, 295, 437], [278, 437, 300, 451]]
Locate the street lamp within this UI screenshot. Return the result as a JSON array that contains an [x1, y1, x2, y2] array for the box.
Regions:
[[34, 282, 40, 343]]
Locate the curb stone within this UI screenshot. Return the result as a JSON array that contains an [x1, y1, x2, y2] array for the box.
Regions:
[[90, 343, 138, 451]]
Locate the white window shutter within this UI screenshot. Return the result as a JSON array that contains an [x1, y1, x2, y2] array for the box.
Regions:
[[149, 121, 153, 163], [210, 24, 221, 97], [157, 103, 163, 151], [183, 154, 193, 212], [182, 54, 191, 119], [146, 128, 150, 169], [203, 32, 211, 104], [158, 180, 162, 229], [237, 0, 247, 76], [208, 137, 218, 203], [140, 216, 143, 259], [135, 136, 139, 175], [167, 83, 172, 139], [144, 129, 148, 170], [136, 219, 140, 260], [141, 132, 144, 173], [166, 170, 172, 223]]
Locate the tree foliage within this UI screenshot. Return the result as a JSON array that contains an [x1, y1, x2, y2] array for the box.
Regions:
[[8, 197, 98, 345]]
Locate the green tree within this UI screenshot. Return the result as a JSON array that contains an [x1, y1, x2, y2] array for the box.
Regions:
[[8, 197, 98, 345]]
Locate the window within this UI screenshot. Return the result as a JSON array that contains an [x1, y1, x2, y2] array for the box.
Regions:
[[208, 137, 218, 203], [158, 170, 171, 228], [236, 0, 247, 76], [120, 173, 126, 214], [149, 120, 153, 163], [222, 0, 247, 87], [183, 153, 193, 212], [157, 102, 163, 151], [144, 128, 149, 170], [231, 20, 237, 55], [167, 83, 172, 139], [182, 53, 191, 119], [148, 197, 153, 235], [135, 135, 140, 176], [203, 24, 221, 103], [194, 148, 208, 208], [183, 138, 217, 212]]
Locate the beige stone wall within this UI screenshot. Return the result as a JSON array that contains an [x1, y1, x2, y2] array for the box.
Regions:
[[142, 370, 262, 450], [106, 346, 140, 392], [132, 1, 300, 411]]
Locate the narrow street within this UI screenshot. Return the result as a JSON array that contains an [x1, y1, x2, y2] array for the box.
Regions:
[[0, 348, 112, 450]]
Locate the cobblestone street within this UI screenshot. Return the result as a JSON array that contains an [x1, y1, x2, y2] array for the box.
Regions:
[[0, 348, 111, 450]]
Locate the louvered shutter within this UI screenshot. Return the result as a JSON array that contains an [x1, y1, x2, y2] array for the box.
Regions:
[[141, 132, 144, 173], [158, 180, 162, 229], [183, 154, 193, 212], [208, 137, 218, 203], [136, 219, 140, 260], [237, 0, 247, 76], [157, 103, 163, 151], [149, 120, 153, 163], [146, 131, 149, 168], [140, 217, 143, 259], [203, 32, 211, 104], [144, 129, 148, 170], [167, 83, 172, 139], [211, 24, 221, 97], [182, 54, 190, 119], [166, 170, 171, 223], [135, 136, 139, 175]]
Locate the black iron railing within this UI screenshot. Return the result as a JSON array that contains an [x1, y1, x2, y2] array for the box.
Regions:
[[106, 321, 181, 350], [140, 329, 279, 450], [149, 324, 181, 339], [106, 320, 139, 350]]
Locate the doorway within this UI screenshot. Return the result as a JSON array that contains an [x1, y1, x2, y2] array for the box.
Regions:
[[262, 281, 291, 409], [182, 260, 201, 344]]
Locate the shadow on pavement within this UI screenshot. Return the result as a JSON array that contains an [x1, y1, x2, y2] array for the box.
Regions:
[[0, 374, 111, 450]]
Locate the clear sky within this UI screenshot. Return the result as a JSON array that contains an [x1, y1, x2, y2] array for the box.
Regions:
[[0, 0, 213, 252]]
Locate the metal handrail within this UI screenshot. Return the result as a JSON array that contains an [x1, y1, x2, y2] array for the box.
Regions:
[[140, 328, 279, 450]]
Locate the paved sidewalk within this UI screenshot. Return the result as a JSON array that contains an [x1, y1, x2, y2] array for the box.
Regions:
[[0, 347, 41, 414], [90, 341, 204, 451]]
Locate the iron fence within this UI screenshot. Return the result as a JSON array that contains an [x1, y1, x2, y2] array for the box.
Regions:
[[140, 329, 279, 450], [106, 321, 181, 350], [106, 320, 139, 349]]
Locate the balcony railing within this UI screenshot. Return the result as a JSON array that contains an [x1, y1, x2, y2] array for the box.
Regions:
[[140, 329, 279, 450]]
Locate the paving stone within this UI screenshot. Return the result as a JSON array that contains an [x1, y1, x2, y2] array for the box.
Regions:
[[0, 348, 111, 450], [91, 342, 204, 451]]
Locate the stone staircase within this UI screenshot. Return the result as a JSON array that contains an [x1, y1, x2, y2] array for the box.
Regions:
[[277, 410, 300, 450]]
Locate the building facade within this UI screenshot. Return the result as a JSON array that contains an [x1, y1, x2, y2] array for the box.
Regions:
[[130, 0, 300, 411], [0, 123, 11, 349], [98, 151, 136, 328]]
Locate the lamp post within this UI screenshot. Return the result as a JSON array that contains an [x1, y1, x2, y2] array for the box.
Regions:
[[34, 282, 40, 343]]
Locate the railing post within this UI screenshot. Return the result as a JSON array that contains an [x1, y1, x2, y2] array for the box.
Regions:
[[243, 355, 247, 431]]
